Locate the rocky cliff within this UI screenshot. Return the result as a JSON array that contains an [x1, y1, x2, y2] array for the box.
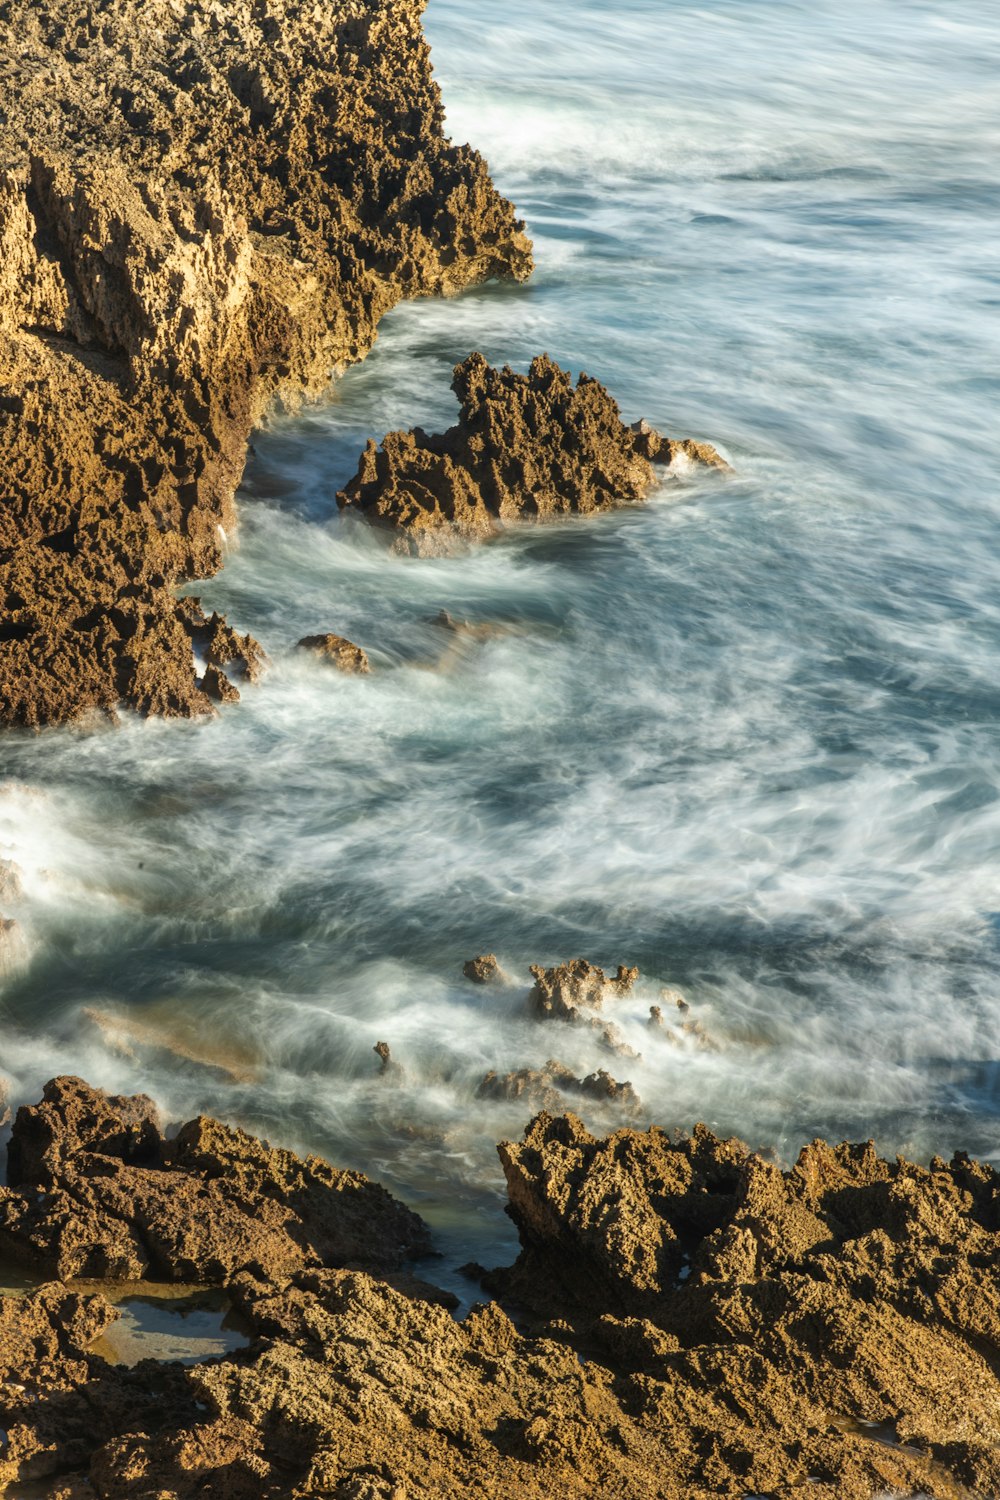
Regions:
[[0, 0, 532, 726]]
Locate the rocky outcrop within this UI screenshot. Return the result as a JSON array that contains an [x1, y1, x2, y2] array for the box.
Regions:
[[337, 354, 728, 552], [2, 1081, 1000, 1497], [0, 1076, 430, 1280], [463, 952, 502, 983], [526, 957, 639, 1022], [297, 632, 371, 674], [476, 1060, 640, 1111], [0, 0, 532, 727]]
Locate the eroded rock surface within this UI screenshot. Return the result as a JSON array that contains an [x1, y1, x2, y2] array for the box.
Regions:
[[526, 957, 639, 1022], [0, 0, 531, 725], [3, 1081, 997, 1498], [337, 353, 728, 552], [463, 952, 502, 984], [477, 1060, 640, 1112], [0, 1076, 430, 1280], [297, 632, 371, 674]]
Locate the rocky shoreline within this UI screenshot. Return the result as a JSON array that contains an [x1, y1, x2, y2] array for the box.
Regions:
[[1, 1074, 998, 1498], [0, 0, 531, 727]]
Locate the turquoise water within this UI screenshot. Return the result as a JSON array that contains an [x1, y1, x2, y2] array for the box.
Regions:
[[1, 0, 999, 1273]]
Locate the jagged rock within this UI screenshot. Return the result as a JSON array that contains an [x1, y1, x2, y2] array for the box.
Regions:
[[463, 952, 502, 984], [0, 0, 531, 726], [297, 633, 371, 674], [0, 1076, 430, 1280], [374, 1041, 392, 1075], [3, 1081, 1000, 1497], [337, 354, 728, 553], [526, 957, 638, 1022], [476, 1060, 639, 1111], [202, 663, 240, 704]]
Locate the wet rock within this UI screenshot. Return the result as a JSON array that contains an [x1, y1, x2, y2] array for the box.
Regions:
[[202, 663, 240, 704], [477, 1060, 639, 1111], [338, 354, 728, 553], [527, 957, 638, 1022], [374, 1041, 392, 1075], [0, 0, 531, 727], [81, 1003, 262, 1084], [298, 633, 371, 674], [463, 952, 502, 984], [0, 1076, 430, 1281], [431, 610, 515, 641], [476, 1060, 580, 1109]]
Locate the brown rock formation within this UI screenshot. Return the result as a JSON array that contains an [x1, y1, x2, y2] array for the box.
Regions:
[[297, 632, 371, 674], [0, 0, 532, 726], [476, 1059, 640, 1111], [0, 1076, 430, 1280], [2, 1082, 999, 1497], [463, 952, 502, 984], [337, 353, 728, 553], [527, 956, 639, 1022]]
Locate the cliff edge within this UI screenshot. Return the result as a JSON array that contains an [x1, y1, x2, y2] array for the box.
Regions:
[[0, 0, 532, 726]]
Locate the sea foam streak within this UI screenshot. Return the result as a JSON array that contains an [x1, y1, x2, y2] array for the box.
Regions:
[[1, 0, 999, 1273]]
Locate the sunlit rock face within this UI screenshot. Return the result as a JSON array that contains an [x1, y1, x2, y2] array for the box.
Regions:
[[0, 0, 532, 726]]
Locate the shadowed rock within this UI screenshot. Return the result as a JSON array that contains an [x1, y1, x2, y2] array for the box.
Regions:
[[337, 353, 728, 553], [0, 0, 531, 726], [477, 1060, 640, 1111]]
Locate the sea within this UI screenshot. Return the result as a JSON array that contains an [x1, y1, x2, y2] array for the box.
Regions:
[[1, 0, 999, 1283]]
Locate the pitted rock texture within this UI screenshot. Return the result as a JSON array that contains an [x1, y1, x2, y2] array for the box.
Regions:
[[0, 0, 532, 726], [1, 1084, 999, 1497], [4, 1090, 1000, 1497], [337, 353, 728, 553], [0, 1076, 430, 1280], [526, 956, 639, 1022]]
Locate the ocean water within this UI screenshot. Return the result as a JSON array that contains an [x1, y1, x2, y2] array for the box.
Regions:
[[2, 0, 999, 1276]]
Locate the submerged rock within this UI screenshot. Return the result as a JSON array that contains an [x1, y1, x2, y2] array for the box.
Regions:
[[477, 1059, 640, 1111], [337, 353, 728, 553], [0, 0, 531, 727], [297, 633, 371, 674]]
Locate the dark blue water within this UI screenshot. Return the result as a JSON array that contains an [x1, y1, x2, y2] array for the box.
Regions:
[[1, 0, 999, 1273]]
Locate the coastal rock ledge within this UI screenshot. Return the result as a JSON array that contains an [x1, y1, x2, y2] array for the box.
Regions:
[[2, 1077, 1000, 1498], [0, 0, 532, 727]]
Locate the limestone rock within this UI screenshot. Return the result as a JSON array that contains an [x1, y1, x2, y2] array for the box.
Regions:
[[297, 633, 371, 674], [463, 953, 502, 983], [526, 957, 638, 1022], [337, 354, 728, 552], [0, 1076, 430, 1281], [3, 1081, 1000, 1497], [476, 1060, 640, 1111], [0, 0, 531, 726]]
